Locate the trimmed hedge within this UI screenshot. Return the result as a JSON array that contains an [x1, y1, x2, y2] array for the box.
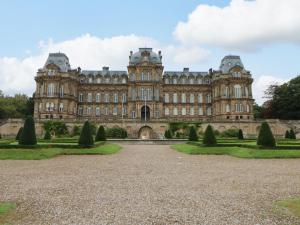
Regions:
[[257, 122, 276, 148], [188, 126, 198, 141], [95, 125, 106, 141], [16, 127, 23, 140], [285, 130, 290, 139], [19, 116, 37, 145], [238, 129, 244, 140], [290, 129, 296, 139], [106, 127, 127, 138], [164, 130, 172, 139], [44, 130, 51, 140], [78, 121, 94, 147], [203, 125, 217, 146]]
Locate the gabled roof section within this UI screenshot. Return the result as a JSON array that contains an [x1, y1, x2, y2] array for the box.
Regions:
[[44, 53, 71, 72]]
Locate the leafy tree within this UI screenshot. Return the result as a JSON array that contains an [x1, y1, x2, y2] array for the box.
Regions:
[[164, 130, 172, 139], [78, 121, 94, 147], [15, 127, 23, 140], [289, 129, 296, 139], [44, 130, 51, 140], [221, 129, 238, 138], [188, 126, 198, 141], [19, 116, 37, 145], [95, 125, 106, 141], [203, 125, 217, 146], [43, 121, 68, 137], [238, 129, 244, 140], [257, 122, 276, 148], [285, 130, 290, 139]]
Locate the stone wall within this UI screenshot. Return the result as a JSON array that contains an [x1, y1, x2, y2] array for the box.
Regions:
[[1, 119, 299, 139]]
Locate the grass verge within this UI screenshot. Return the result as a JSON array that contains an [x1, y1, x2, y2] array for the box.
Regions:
[[0, 203, 15, 215], [172, 144, 300, 159], [276, 198, 300, 217], [0, 143, 121, 160]]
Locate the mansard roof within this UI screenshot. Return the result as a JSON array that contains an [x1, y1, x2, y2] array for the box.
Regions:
[[164, 68, 208, 77], [219, 55, 244, 73], [81, 67, 127, 76], [44, 53, 71, 72], [129, 48, 162, 65]]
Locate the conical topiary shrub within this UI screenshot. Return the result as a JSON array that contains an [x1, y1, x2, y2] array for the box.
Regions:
[[257, 122, 276, 148], [79, 121, 94, 147], [164, 130, 172, 139], [44, 130, 51, 140], [289, 129, 296, 139], [188, 126, 198, 141], [238, 129, 244, 140], [285, 130, 290, 139], [16, 127, 23, 140], [95, 125, 106, 141], [203, 125, 217, 146], [19, 116, 37, 145]]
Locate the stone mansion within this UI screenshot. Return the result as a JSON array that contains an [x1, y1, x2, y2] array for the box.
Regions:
[[34, 48, 254, 123]]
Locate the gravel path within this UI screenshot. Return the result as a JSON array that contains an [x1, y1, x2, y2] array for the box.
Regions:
[[1, 144, 300, 225]]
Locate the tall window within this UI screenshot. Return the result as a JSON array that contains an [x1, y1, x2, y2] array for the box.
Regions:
[[182, 107, 186, 116], [181, 78, 186, 84], [165, 78, 169, 84], [122, 78, 126, 84], [198, 106, 203, 115], [224, 86, 229, 98], [207, 107, 212, 116], [59, 85, 64, 97], [105, 77, 110, 83], [164, 93, 169, 103], [165, 107, 169, 116], [226, 104, 230, 113], [234, 85, 242, 98], [114, 93, 118, 103], [47, 83, 55, 96], [78, 106, 83, 115], [198, 93, 203, 103], [122, 93, 126, 103], [59, 103, 63, 112], [173, 93, 178, 103], [173, 107, 178, 116], [88, 77, 93, 83], [79, 93, 83, 102], [173, 78, 177, 84], [113, 77, 118, 84], [105, 93, 109, 103], [87, 93, 92, 102], [96, 78, 101, 84], [113, 106, 118, 115], [245, 86, 249, 98], [132, 88, 136, 100], [189, 78, 194, 84], [105, 107, 109, 115], [46, 102, 54, 111], [236, 103, 243, 112], [87, 106, 92, 115], [96, 93, 100, 102], [206, 94, 211, 103], [197, 77, 203, 84], [190, 107, 194, 115], [190, 94, 194, 103], [96, 107, 100, 116], [181, 93, 186, 103], [132, 111, 136, 118]]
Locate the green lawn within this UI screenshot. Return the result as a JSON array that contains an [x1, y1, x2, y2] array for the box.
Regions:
[[276, 198, 300, 217], [172, 144, 300, 159], [0, 203, 15, 215], [0, 143, 121, 160]]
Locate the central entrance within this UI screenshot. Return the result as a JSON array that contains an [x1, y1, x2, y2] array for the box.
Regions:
[[141, 105, 150, 121], [138, 126, 153, 139]]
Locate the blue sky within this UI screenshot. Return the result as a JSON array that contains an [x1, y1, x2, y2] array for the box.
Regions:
[[1, 0, 300, 104]]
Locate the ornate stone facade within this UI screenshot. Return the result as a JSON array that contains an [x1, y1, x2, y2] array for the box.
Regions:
[[34, 48, 254, 125]]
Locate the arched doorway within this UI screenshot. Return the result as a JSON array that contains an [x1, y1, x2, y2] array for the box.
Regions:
[[141, 105, 150, 121], [138, 126, 153, 139]]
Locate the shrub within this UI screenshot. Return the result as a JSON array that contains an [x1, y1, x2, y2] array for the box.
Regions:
[[289, 129, 296, 139], [285, 130, 290, 139], [0, 133, 1, 139], [44, 130, 51, 140], [90, 123, 97, 135], [189, 126, 198, 141], [78, 121, 94, 147], [175, 132, 181, 138], [257, 122, 276, 148], [72, 125, 81, 137], [95, 125, 106, 141], [238, 129, 244, 140], [43, 121, 68, 137], [106, 127, 127, 138], [19, 116, 37, 145], [16, 127, 23, 140], [214, 130, 220, 136], [164, 130, 172, 139], [203, 125, 217, 146], [221, 129, 238, 138]]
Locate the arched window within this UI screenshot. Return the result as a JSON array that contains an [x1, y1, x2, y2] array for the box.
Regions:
[[234, 85, 242, 98], [224, 86, 229, 98]]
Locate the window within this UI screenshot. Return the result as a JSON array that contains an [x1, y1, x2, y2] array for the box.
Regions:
[[197, 77, 203, 84], [165, 107, 170, 116], [105, 77, 110, 83], [141, 72, 145, 81], [122, 78, 126, 84], [198, 106, 203, 115], [154, 88, 159, 101], [181, 78, 186, 84], [79, 93, 83, 102], [87, 106, 92, 115], [131, 73, 136, 81], [96, 93, 100, 102], [59, 85, 64, 97], [207, 107, 212, 116], [47, 83, 55, 96], [173, 107, 178, 116], [114, 93, 118, 103], [246, 104, 250, 113], [236, 103, 243, 112], [181, 93, 186, 103], [88, 77, 93, 83], [96, 107, 100, 116], [78, 107, 83, 115], [198, 93, 203, 103], [224, 86, 229, 98], [165, 78, 169, 84], [105, 93, 109, 103], [87, 93, 92, 102], [173, 93, 178, 103], [96, 78, 101, 84], [234, 85, 242, 98], [189, 78, 194, 84], [47, 69, 56, 76], [226, 104, 230, 113], [105, 107, 109, 115], [173, 78, 177, 84], [113, 77, 118, 84], [113, 106, 118, 115], [233, 72, 241, 77], [122, 106, 126, 115], [182, 107, 186, 116], [245, 86, 249, 98], [132, 88, 136, 100], [132, 111, 136, 118], [122, 93, 126, 103], [155, 111, 160, 118], [190, 107, 194, 115], [164, 93, 169, 103], [206, 94, 211, 103], [46, 102, 54, 112], [59, 103, 63, 112], [190, 94, 194, 103]]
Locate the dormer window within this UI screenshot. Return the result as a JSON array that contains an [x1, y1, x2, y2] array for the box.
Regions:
[[47, 70, 56, 76], [233, 72, 241, 77], [96, 78, 101, 84], [122, 78, 126, 84], [88, 77, 93, 83]]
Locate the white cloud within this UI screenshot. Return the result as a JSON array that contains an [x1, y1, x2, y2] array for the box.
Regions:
[[253, 75, 288, 105], [174, 0, 300, 50], [0, 34, 210, 96]]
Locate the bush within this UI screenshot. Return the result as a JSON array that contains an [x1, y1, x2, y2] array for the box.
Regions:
[[72, 125, 81, 137], [221, 129, 238, 138], [238, 129, 244, 140], [164, 130, 172, 139], [257, 122, 276, 148], [188, 126, 198, 141], [289, 129, 296, 139], [203, 125, 217, 146], [78, 121, 94, 147], [285, 130, 290, 139], [95, 125, 106, 141], [16, 127, 23, 140], [214, 130, 220, 136], [0, 133, 1, 139], [19, 116, 37, 145], [43, 121, 68, 137], [44, 130, 51, 140], [106, 127, 127, 138], [90, 123, 97, 135]]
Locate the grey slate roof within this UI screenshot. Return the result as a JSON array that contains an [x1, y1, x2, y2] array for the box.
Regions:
[[81, 68, 127, 76], [44, 53, 71, 72], [129, 48, 162, 65], [219, 55, 244, 73], [164, 70, 208, 77]]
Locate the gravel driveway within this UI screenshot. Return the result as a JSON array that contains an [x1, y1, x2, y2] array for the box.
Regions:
[[1, 144, 300, 225]]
